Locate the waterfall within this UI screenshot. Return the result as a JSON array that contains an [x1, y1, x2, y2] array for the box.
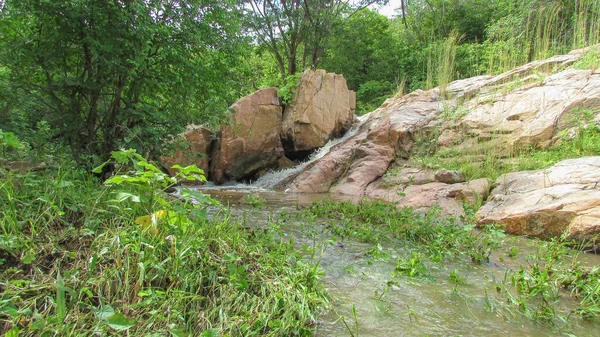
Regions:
[[251, 124, 361, 189]]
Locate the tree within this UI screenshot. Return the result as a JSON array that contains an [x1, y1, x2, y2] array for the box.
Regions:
[[0, 0, 246, 162], [245, 0, 387, 79], [320, 9, 408, 113], [398, 0, 497, 42]]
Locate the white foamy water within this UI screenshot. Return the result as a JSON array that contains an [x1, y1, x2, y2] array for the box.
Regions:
[[251, 125, 360, 189]]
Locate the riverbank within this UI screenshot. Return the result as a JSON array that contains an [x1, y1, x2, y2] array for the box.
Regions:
[[0, 164, 327, 336]]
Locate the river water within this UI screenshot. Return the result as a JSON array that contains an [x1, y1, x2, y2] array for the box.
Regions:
[[187, 186, 600, 337]]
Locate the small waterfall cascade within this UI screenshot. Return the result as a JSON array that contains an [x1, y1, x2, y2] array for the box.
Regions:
[[251, 124, 361, 189]]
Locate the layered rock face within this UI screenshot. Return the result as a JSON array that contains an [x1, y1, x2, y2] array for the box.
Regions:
[[281, 69, 356, 158], [211, 87, 284, 184], [159, 125, 213, 182], [477, 157, 600, 242], [436, 47, 599, 150]]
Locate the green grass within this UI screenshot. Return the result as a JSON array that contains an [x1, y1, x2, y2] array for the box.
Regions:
[[0, 164, 327, 336], [572, 47, 600, 70], [296, 200, 503, 264]]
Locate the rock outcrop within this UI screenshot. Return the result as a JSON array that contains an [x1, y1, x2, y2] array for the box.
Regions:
[[477, 157, 600, 244], [280, 46, 600, 245], [211, 87, 284, 184], [285, 89, 443, 194], [160, 125, 212, 182], [436, 47, 599, 152], [363, 166, 490, 216], [281, 69, 356, 159], [162, 70, 356, 185]]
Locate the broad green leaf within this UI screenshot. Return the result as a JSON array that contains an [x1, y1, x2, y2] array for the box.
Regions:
[[104, 175, 127, 185], [5, 327, 20, 337], [172, 164, 204, 175], [137, 160, 162, 173], [106, 312, 136, 331], [93, 305, 115, 320], [92, 162, 108, 174], [200, 329, 219, 337], [111, 149, 138, 163], [0, 301, 18, 317], [170, 327, 189, 337], [111, 192, 141, 203]]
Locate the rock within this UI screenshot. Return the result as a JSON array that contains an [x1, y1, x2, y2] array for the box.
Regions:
[[211, 88, 283, 184], [378, 166, 436, 186], [284, 88, 443, 194], [455, 178, 491, 204], [365, 169, 488, 217], [159, 125, 213, 183], [285, 134, 365, 193], [276, 156, 296, 170], [434, 169, 464, 184], [438, 46, 600, 153], [476, 157, 600, 244], [281, 69, 356, 158]]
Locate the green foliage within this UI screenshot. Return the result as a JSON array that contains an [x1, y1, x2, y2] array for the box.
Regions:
[[0, 0, 247, 161], [489, 237, 600, 323], [395, 252, 428, 278], [0, 156, 328, 336], [572, 47, 600, 70], [356, 80, 395, 114], [299, 200, 503, 264], [320, 9, 401, 112], [277, 73, 301, 105], [0, 129, 22, 159], [242, 194, 266, 209]]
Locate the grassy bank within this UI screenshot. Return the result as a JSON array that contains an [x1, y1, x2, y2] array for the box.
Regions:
[[0, 155, 327, 336]]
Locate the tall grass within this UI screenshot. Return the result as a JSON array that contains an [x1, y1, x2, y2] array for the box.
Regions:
[[425, 32, 462, 94], [573, 0, 600, 49], [484, 0, 600, 75]]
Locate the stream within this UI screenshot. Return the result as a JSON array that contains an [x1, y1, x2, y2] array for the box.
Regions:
[[175, 126, 600, 336], [186, 186, 600, 337]]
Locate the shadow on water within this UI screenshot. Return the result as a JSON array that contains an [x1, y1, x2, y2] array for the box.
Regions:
[[190, 187, 600, 337]]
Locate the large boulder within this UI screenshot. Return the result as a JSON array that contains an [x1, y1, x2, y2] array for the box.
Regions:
[[281, 69, 356, 159], [159, 125, 213, 182], [211, 88, 284, 184], [476, 157, 600, 244]]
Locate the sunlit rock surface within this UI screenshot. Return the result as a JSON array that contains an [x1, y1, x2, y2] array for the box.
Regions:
[[281, 69, 356, 158], [211, 87, 284, 184], [477, 157, 600, 244]]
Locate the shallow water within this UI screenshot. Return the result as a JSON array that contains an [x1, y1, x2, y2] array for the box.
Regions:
[[189, 187, 600, 337]]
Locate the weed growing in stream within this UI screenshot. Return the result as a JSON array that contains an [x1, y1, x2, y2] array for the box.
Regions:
[[298, 200, 502, 264], [297, 200, 600, 331]]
